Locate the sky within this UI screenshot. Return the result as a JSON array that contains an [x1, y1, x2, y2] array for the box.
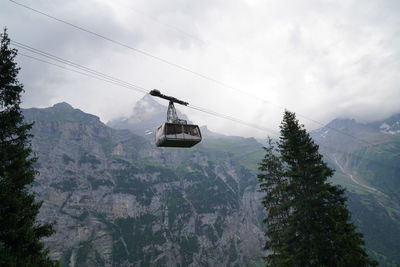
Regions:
[[1, 0, 400, 138]]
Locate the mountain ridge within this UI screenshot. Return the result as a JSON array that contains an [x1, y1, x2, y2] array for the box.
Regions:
[[107, 94, 190, 137], [21, 101, 400, 266], [23, 102, 266, 266]]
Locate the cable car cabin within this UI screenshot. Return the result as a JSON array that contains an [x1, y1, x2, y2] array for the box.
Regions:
[[155, 123, 202, 148], [149, 89, 202, 148]]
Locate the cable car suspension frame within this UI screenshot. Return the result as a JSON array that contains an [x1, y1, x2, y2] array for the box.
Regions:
[[149, 89, 202, 148], [150, 89, 188, 124]]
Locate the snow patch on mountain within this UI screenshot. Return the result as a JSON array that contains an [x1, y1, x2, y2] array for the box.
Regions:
[[380, 123, 390, 130], [379, 121, 400, 135]]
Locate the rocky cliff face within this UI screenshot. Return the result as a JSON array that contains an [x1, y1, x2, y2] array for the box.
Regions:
[[25, 99, 400, 266], [25, 102, 265, 266]]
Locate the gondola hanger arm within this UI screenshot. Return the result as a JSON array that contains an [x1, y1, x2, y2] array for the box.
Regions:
[[149, 89, 189, 106]]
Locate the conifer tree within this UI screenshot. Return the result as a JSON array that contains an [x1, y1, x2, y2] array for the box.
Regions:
[[258, 110, 377, 266], [0, 28, 56, 266]]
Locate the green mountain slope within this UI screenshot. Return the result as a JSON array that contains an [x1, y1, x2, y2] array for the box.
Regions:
[[313, 117, 400, 266]]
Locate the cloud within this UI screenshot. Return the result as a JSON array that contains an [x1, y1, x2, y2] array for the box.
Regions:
[[1, 0, 399, 137]]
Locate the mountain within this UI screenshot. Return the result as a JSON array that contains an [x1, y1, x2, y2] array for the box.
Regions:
[[107, 94, 222, 141], [312, 116, 400, 265], [107, 94, 191, 138], [24, 102, 265, 267], [312, 116, 400, 198], [23, 99, 400, 266], [312, 118, 392, 153], [369, 113, 400, 135]]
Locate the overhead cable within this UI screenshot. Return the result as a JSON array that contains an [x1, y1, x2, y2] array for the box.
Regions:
[[8, 0, 238, 93], [16, 45, 400, 171], [15, 47, 277, 135], [18, 53, 147, 94], [11, 41, 148, 93], [8, 0, 389, 153]]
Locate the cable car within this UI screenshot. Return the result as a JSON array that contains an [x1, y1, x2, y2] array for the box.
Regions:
[[150, 89, 202, 148], [155, 123, 202, 147]]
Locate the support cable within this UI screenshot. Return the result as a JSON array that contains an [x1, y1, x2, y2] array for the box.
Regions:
[[15, 45, 400, 171], [8, 0, 387, 151], [16, 51, 277, 135]]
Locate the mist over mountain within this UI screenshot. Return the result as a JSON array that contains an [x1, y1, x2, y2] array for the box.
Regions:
[[23, 98, 400, 266], [369, 113, 400, 135], [106, 94, 188, 137]]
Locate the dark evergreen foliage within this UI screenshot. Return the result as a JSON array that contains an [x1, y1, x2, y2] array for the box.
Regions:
[[0, 28, 57, 266], [258, 110, 377, 266]]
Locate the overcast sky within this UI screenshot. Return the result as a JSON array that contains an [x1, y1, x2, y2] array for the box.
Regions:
[[1, 0, 399, 137]]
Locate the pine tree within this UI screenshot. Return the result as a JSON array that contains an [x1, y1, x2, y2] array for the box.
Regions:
[[258, 110, 377, 267], [0, 28, 57, 266]]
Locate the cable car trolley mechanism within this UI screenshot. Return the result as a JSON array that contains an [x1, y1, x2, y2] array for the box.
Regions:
[[150, 89, 202, 148]]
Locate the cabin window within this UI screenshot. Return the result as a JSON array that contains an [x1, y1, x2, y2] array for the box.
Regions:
[[165, 124, 184, 135], [165, 124, 175, 135], [175, 125, 184, 134], [187, 126, 200, 137], [164, 124, 200, 137]]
